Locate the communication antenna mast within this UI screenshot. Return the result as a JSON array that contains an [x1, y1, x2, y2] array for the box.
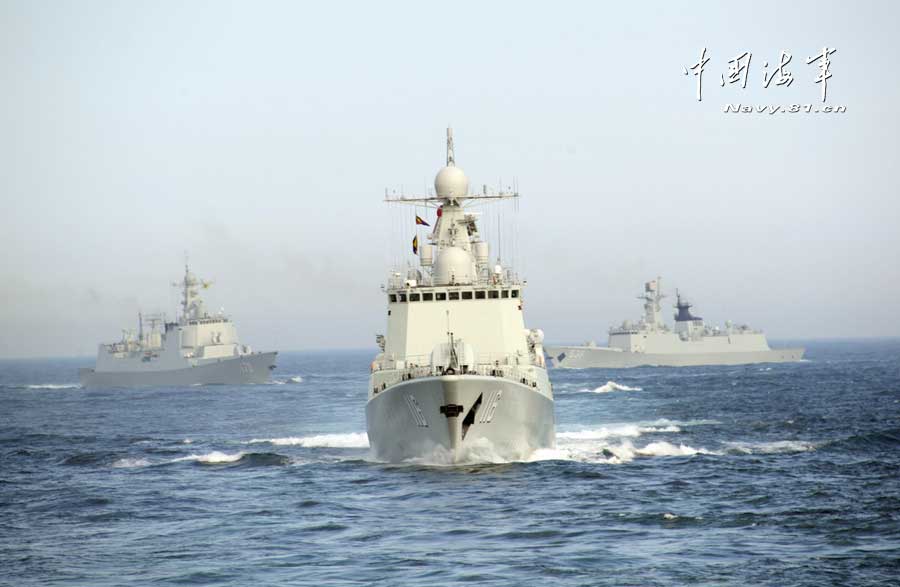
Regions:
[[446, 127, 455, 166]]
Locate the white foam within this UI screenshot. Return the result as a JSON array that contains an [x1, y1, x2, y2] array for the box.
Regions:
[[172, 451, 246, 464], [406, 438, 514, 466], [24, 383, 80, 390], [636, 441, 713, 457], [182, 438, 193, 444], [247, 432, 370, 448], [725, 440, 817, 454], [112, 457, 150, 468], [578, 381, 643, 393], [557, 423, 680, 441], [289, 376, 303, 383]]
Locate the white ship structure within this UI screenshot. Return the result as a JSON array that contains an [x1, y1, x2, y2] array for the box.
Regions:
[[366, 129, 555, 463], [79, 265, 277, 387], [545, 278, 804, 369]]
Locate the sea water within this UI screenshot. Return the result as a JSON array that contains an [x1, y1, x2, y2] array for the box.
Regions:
[[1, 340, 898, 585]]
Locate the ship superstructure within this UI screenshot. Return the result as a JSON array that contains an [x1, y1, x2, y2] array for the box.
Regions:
[[366, 129, 555, 463], [545, 278, 804, 368], [79, 265, 277, 387]]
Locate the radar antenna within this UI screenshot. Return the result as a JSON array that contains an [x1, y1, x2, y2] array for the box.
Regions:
[[446, 127, 455, 166], [384, 128, 518, 206]]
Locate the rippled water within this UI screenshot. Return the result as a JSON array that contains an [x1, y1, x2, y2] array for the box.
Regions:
[[2, 340, 899, 585]]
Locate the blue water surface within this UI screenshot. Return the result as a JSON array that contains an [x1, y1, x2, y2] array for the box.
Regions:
[[1, 340, 898, 586]]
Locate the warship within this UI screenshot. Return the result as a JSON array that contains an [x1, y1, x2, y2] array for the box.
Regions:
[[545, 278, 804, 368], [366, 129, 555, 463], [79, 265, 277, 387]]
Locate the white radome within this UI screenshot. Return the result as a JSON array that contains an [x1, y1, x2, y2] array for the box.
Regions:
[[434, 165, 469, 198], [432, 246, 476, 285]]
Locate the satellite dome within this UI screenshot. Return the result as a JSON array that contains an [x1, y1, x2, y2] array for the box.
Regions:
[[433, 246, 475, 285], [434, 165, 469, 198]]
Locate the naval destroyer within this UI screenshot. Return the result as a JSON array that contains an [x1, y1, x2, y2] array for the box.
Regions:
[[79, 265, 277, 387], [545, 278, 804, 368], [366, 129, 555, 463]]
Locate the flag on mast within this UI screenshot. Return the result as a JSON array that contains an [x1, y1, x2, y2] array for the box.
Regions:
[[412, 235, 419, 255], [415, 215, 430, 227]]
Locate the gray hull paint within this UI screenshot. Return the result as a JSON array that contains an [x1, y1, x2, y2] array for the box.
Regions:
[[78, 351, 277, 387], [544, 346, 805, 369], [366, 375, 555, 463]]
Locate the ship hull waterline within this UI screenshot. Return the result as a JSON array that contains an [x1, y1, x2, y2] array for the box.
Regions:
[[78, 351, 278, 387], [545, 346, 805, 369], [366, 374, 555, 464]]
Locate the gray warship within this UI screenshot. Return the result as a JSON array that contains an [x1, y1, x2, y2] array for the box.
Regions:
[[366, 129, 555, 463], [79, 265, 277, 387], [545, 278, 804, 369]]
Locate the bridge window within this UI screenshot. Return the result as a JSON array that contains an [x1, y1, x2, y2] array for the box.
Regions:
[[449, 292, 460, 301], [436, 292, 447, 301], [409, 293, 420, 302], [423, 292, 433, 301], [501, 290, 509, 298], [398, 293, 407, 302], [462, 291, 473, 300], [389, 294, 397, 303], [511, 290, 519, 298], [489, 290, 499, 299], [475, 290, 485, 299]]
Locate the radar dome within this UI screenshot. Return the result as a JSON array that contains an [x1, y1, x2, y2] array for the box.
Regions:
[[434, 165, 469, 198], [433, 246, 475, 285]]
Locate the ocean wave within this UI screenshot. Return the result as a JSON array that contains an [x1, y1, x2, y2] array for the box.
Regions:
[[640, 418, 722, 429], [723, 440, 818, 455], [289, 376, 303, 383], [61, 452, 120, 466], [826, 428, 900, 451], [6, 383, 82, 390], [171, 451, 292, 466], [172, 450, 247, 464], [636, 441, 712, 457], [112, 457, 150, 468], [246, 432, 370, 448], [577, 381, 642, 393], [531, 438, 717, 464], [557, 423, 680, 441]]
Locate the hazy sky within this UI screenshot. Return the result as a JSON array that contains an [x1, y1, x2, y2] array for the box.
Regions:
[[2, 1, 898, 358]]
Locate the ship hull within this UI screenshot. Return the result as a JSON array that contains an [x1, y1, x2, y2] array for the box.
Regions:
[[78, 351, 277, 387], [545, 346, 804, 369], [366, 375, 555, 464]]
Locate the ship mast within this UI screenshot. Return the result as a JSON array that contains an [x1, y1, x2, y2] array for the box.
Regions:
[[638, 276, 665, 330], [173, 263, 212, 323], [446, 127, 455, 167], [383, 128, 519, 207]]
